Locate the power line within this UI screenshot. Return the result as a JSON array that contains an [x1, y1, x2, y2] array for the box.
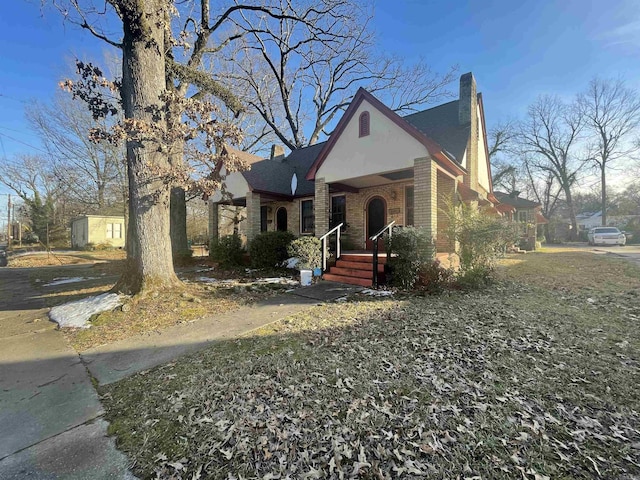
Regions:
[[0, 131, 49, 155]]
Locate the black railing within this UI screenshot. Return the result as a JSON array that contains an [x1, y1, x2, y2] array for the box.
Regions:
[[369, 221, 395, 288]]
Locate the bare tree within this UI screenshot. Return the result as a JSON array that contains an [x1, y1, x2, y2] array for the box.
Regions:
[[577, 77, 640, 226], [519, 95, 585, 240], [50, 0, 345, 294], [217, 2, 457, 149], [25, 92, 126, 214], [0, 155, 67, 241]]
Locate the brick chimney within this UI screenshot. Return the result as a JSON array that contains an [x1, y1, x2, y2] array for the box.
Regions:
[[459, 72, 479, 191], [270, 144, 285, 162]]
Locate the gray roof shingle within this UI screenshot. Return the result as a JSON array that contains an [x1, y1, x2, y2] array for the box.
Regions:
[[402, 100, 469, 163]]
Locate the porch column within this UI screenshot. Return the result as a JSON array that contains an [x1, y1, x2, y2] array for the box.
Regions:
[[246, 191, 261, 243], [314, 177, 329, 236], [437, 172, 456, 253], [414, 157, 438, 258], [208, 201, 219, 243]]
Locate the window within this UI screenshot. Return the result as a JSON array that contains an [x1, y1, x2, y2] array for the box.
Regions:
[[260, 206, 268, 232], [405, 186, 414, 226], [359, 111, 370, 137], [301, 200, 314, 234], [330, 195, 346, 230], [106, 223, 122, 239]]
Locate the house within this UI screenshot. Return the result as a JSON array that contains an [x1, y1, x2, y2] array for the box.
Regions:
[[209, 73, 500, 284], [71, 215, 126, 249], [493, 191, 548, 250]]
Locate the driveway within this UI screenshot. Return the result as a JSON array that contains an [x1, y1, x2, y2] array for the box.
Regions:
[[0, 267, 133, 479]]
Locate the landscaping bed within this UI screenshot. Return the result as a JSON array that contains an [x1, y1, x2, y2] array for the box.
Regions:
[[102, 251, 640, 479]]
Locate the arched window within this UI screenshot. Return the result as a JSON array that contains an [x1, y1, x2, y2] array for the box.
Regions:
[[359, 111, 370, 137]]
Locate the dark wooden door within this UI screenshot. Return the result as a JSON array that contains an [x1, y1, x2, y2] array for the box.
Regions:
[[365, 197, 386, 250], [276, 207, 288, 231]]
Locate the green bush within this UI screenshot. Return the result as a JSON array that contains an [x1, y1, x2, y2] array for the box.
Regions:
[[210, 234, 244, 268], [444, 201, 519, 274], [386, 227, 434, 289], [249, 231, 295, 269], [456, 264, 495, 290], [287, 236, 321, 270]]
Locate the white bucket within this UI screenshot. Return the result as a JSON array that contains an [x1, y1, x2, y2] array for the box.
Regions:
[[300, 269, 312, 286]]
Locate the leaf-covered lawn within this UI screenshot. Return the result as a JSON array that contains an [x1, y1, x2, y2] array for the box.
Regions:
[[103, 251, 640, 479]]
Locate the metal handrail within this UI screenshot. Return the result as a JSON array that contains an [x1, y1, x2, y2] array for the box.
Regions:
[[369, 220, 395, 241], [370, 220, 395, 288], [319, 223, 344, 271]]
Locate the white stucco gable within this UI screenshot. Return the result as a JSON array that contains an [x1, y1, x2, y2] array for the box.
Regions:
[[209, 167, 250, 203], [315, 99, 429, 183]]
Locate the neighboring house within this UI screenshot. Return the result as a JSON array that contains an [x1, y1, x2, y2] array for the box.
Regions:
[[71, 215, 126, 249], [209, 73, 503, 282], [493, 191, 548, 250]]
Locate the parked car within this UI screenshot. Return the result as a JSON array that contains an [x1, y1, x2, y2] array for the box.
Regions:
[[0, 250, 6, 267], [587, 227, 626, 246]]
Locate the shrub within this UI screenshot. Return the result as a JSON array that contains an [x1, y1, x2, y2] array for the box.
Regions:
[[415, 259, 455, 294], [249, 231, 295, 269], [287, 236, 321, 270], [210, 234, 244, 268], [456, 264, 495, 290], [444, 201, 518, 274], [83, 242, 96, 251], [386, 227, 434, 289]]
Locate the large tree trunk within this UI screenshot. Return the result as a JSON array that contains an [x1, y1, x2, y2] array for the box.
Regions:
[[564, 185, 578, 241], [114, 0, 180, 294], [601, 166, 607, 226], [170, 186, 189, 258]]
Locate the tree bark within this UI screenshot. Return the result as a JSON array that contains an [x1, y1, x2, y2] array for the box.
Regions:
[[601, 166, 607, 226], [564, 184, 578, 241], [170, 186, 189, 258], [114, 0, 180, 294]]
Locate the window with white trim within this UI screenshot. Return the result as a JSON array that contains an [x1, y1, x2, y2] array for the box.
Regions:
[[301, 200, 314, 234]]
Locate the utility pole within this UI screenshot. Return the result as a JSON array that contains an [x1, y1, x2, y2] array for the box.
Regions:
[[6, 194, 10, 249]]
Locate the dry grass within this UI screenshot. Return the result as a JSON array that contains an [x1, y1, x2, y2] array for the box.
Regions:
[[65, 282, 292, 352], [102, 250, 640, 479], [497, 249, 640, 296]]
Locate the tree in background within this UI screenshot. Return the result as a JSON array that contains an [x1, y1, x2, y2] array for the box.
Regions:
[[0, 155, 66, 243], [518, 95, 585, 240], [26, 91, 127, 216], [577, 77, 640, 226], [215, 2, 457, 149]]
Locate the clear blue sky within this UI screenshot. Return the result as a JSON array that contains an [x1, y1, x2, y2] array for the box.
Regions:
[[1, 0, 639, 200]]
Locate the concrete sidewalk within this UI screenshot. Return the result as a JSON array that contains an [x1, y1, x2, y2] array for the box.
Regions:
[[0, 269, 134, 479], [81, 292, 320, 385]]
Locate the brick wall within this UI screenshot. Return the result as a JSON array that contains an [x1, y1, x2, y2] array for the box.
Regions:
[[436, 172, 456, 253], [413, 157, 437, 258], [246, 192, 261, 243], [340, 182, 411, 249], [314, 178, 329, 237]]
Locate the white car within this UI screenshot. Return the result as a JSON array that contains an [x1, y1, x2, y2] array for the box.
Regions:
[[587, 227, 626, 246]]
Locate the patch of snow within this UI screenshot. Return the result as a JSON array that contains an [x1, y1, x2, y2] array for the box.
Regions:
[[197, 276, 219, 283], [49, 293, 125, 329], [44, 277, 98, 287], [257, 277, 299, 285], [361, 289, 394, 297]]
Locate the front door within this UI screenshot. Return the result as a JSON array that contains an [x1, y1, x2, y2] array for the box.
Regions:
[[365, 197, 386, 250]]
